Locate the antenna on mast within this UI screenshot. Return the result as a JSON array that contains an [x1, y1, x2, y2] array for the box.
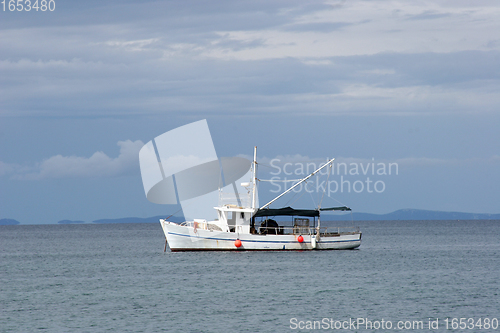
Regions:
[[251, 146, 257, 209]]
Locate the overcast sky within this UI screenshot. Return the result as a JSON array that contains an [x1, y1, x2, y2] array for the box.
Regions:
[[1, 0, 499, 224]]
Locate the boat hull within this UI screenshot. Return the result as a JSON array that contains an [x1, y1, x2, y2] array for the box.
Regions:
[[161, 220, 361, 251]]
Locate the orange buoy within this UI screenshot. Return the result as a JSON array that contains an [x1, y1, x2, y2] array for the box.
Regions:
[[234, 239, 242, 248], [297, 235, 304, 243]]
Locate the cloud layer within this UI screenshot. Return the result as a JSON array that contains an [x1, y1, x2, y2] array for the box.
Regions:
[[1, 0, 500, 118], [2, 0, 500, 223], [1, 140, 144, 180]]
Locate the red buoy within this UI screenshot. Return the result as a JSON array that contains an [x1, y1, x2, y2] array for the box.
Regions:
[[297, 235, 304, 243], [234, 239, 242, 248]]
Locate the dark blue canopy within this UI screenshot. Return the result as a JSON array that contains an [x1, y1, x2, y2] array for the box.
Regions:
[[253, 206, 350, 218]]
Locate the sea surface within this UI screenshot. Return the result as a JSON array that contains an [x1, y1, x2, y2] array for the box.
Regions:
[[1, 220, 499, 332]]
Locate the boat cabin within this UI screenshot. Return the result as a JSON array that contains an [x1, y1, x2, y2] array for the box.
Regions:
[[214, 205, 256, 234]]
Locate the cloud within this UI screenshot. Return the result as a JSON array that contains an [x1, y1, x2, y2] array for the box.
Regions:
[[1, 0, 500, 118], [282, 21, 352, 32], [0, 161, 25, 177], [405, 10, 452, 21], [2, 140, 144, 180], [200, 1, 500, 60]]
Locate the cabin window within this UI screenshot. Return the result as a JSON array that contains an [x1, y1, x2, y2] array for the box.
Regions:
[[240, 212, 245, 219]]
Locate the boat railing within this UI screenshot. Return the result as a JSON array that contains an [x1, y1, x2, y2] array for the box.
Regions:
[[179, 220, 359, 235], [256, 225, 360, 236], [318, 226, 360, 236], [180, 221, 197, 227], [180, 220, 224, 232]]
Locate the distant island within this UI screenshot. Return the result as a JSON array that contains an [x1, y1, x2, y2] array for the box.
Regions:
[[92, 215, 184, 224], [0, 218, 20, 225], [77, 209, 500, 223], [322, 208, 500, 221], [2, 209, 499, 225], [58, 220, 86, 224]]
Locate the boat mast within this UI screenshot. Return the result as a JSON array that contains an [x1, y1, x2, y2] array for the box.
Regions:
[[260, 158, 334, 210], [251, 146, 257, 209]]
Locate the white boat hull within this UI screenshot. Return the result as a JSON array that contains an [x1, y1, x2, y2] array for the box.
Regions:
[[161, 220, 361, 251]]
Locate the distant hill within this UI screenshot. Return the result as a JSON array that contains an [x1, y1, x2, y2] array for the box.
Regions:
[[92, 215, 185, 224], [322, 208, 500, 221], [4, 209, 499, 225], [122, 209, 497, 223], [58, 220, 86, 224], [0, 218, 21, 225]]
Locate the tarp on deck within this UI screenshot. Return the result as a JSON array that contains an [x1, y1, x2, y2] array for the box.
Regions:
[[253, 206, 351, 218]]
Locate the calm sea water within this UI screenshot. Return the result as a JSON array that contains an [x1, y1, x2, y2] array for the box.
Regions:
[[1, 220, 499, 332]]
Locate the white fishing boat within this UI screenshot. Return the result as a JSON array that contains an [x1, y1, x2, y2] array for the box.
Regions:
[[160, 147, 361, 251]]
